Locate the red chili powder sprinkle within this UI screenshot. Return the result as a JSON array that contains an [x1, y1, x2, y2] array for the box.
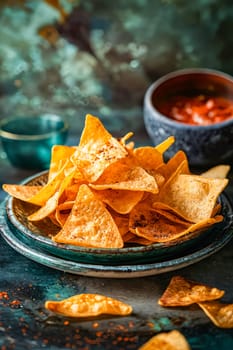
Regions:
[[0, 291, 9, 300], [92, 322, 99, 328], [10, 300, 21, 307]]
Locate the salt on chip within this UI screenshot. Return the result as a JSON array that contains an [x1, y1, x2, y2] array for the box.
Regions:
[[158, 276, 225, 307], [53, 184, 124, 248], [71, 114, 128, 182], [139, 330, 191, 350], [198, 301, 233, 328], [158, 173, 228, 223], [45, 293, 132, 317]]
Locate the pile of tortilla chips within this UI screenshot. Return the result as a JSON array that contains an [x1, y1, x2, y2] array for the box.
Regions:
[[3, 114, 230, 249], [159, 275, 233, 329]]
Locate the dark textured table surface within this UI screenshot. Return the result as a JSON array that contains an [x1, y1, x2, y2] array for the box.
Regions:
[[0, 138, 233, 350]]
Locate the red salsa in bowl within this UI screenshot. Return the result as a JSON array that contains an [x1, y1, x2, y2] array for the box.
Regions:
[[143, 68, 233, 167], [159, 94, 233, 126]]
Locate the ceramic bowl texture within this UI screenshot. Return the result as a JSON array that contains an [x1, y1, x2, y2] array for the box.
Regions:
[[143, 68, 233, 168], [0, 114, 68, 170]]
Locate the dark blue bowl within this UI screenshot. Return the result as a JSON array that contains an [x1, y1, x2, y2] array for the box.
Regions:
[[0, 114, 69, 170], [143, 68, 233, 168]]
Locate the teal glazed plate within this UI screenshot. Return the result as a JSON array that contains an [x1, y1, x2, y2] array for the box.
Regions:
[[0, 197, 233, 278], [2, 171, 233, 269]]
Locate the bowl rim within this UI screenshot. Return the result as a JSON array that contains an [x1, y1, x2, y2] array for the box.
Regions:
[[0, 114, 69, 141], [144, 67, 233, 130]]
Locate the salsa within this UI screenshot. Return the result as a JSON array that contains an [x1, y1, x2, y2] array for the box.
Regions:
[[160, 95, 233, 125]]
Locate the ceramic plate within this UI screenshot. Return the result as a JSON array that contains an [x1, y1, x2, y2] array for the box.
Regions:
[[2, 171, 233, 267], [0, 198, 233, 278]]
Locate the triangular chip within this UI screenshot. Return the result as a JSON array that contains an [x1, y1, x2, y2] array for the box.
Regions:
[[90, 165, 159, 194], [158, 173, 228, 223], [158, 276, 225, 307], [45, 293, 132, 317], [198, 301, 233, 328], [133, 146, 163, 171], [2, 185, 42, 202], [201, 164, 230, 179], [53, 184, 124, 248], [129, 203, 191, 243], [28, 168, 75, 221], [157, 150, 190, 181], [93, 189, 144, 214], [71, 114, 127, 182], [155, 136, 175, 154], [139, 330, 191, 350], [48, 145, 76, 182]]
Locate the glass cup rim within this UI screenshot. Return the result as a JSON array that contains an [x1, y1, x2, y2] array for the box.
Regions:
[[0, 114, 69, 141]]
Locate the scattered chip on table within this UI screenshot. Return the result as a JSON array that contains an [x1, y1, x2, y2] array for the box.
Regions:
[[158, 276, 225, 307], [45, 293, 133, 317]]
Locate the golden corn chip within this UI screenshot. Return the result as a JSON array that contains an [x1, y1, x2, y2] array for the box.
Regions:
[[71, 114, 128, 182], [157, 150, 190, 181], [158, 276, 225, 307], [110, 212, 130, 238], [129, 202, 192, 243], [198, 301, 233, 328], [48, 145, 76, 182], [120, 131, 134, 146], [90, 165, 159, 194], [201, 164, 231, 179], [93, 188, 144, 214], [139, 330, 191, 350], [53, 184, 124, 248], [158, 173, 228, 223], [26, 160, 72, 206], [45, 293, 133, 317], [155, 136, 175, 154], [133, 146, 163, 171], [28, 168, 75, 221], [2, 185, 42, 202]]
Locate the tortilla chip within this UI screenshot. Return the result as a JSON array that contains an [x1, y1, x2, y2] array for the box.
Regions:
[[158, 173, 228, 223], [2, 185, 43, 202], [45, 293, 132, 317], [155, 136, 175, 154], [158, 276, 225, 307], [198, 301, 233, 328], [139, 330, 191, 350], [71, 114, 128, 182], [201, 165, 231, 179], [48, 145, 76, 182], [28, 168, 75, 221], [129, 203, 191, 243], [93, 188, 144, 214], [133, 146, 163, 171], [53, 184, 124, 248], [90, 165, 159, 194], [157, 150, 190, 181]]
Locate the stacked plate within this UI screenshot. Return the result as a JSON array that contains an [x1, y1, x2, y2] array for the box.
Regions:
[[0, 172, 233, 278]]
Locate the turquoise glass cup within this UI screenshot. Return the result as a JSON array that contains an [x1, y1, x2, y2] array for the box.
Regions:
[[0, 114, 69, 170]]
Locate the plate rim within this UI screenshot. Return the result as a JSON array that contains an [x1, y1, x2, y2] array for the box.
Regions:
[[1, 198, 233, 278], [5, 170, 233, 261]]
